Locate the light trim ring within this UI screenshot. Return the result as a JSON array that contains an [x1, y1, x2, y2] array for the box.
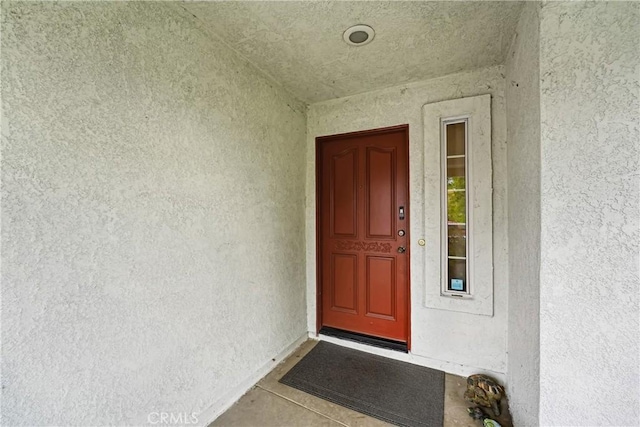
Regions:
[[343, 25, 375, 47]]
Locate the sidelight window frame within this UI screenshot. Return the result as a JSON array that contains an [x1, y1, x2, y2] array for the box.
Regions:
[[422, 94, 493, 316], [440, 117, 472, 298]]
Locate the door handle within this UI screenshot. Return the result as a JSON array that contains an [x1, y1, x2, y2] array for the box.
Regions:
[[397, 246, 406, 253]]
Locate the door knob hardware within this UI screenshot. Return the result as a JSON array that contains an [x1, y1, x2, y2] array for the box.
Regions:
[[398, 229, 405, 237], [397, 246, 406, 253]]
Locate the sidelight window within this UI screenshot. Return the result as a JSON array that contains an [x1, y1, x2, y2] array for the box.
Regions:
[[442, 120, 470, 296]]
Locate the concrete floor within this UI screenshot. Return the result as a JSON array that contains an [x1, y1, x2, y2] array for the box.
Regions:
[[212, 340, 512, 427]]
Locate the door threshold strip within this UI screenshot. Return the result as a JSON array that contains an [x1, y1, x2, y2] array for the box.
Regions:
[[319, 327, 408, 353]]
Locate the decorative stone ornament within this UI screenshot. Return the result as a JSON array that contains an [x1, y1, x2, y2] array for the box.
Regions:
[[464, 374, 505, 417]]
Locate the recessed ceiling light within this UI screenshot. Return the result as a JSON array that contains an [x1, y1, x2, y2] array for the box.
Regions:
[[343, 25, 375, 47]]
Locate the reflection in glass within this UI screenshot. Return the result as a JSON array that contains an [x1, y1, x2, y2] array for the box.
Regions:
[[447, 157, 465, 182], [446, 122, 465, 156], [448, 258, 467, 292], [448, 225, 466, 257], [447, 175, 465, 190], [447, 190, 466, 223]]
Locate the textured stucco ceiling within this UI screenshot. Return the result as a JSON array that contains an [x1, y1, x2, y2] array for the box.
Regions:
[[181, 1, 524, 103]]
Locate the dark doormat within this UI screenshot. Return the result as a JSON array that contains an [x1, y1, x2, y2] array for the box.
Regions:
[[279, 341, 445, 427]]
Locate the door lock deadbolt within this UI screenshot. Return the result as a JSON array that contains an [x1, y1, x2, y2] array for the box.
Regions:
[[398, 229, 405, 237]]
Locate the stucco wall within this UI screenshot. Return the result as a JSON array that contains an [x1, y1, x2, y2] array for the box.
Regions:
[[505, 3, 541, 426], [539, 2, 639, 425], [306, 66, 509, 377], [1, 2, 307, 425]]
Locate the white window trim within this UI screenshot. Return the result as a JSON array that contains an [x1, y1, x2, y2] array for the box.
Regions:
[[423, 94, 493, 316], [441, 117, 472, 298]]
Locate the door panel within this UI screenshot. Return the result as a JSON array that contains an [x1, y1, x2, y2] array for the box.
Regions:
[[331, 254, 358, 313], [318, 125, 409, 343], [330, 148, 358, 237], [366, 256, 396, 319], [366, 147, 395, 239]]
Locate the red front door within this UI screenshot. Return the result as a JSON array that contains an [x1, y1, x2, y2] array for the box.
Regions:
[[318, 125, 409, 343]]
